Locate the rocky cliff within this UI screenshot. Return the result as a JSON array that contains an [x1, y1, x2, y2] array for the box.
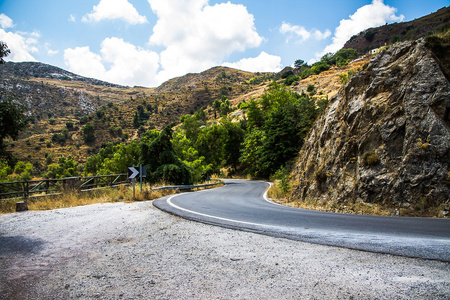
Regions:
[[290, 39, 449, 216]]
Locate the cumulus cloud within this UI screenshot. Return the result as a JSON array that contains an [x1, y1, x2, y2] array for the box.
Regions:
[[280, 22, 331, 43], [64, 1, 279, 86], [318, 0, 404, 57], [223, 52, 282, 73], [68, 14, 76, 22], [64, 37, 159, 87], [148, 0, 263, 82], [0, 13, 14, 29], [82, 0, 148, 24], [0, 14, 38, 61]]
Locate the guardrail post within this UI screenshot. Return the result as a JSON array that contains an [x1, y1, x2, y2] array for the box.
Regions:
[[24, 180, 29, 199]]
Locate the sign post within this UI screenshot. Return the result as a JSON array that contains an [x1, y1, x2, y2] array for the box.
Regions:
[[140, 164, 143, 192], [128, 165, 147, 198]]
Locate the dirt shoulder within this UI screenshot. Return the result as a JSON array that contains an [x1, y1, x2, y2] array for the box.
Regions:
[[1, 199, 449, 299]]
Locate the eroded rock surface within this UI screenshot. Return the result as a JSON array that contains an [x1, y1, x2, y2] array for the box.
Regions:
[[291, 40, 449, 214]]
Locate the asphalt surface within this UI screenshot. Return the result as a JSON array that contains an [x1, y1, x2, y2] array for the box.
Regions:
[[153, 179, 450, 262]]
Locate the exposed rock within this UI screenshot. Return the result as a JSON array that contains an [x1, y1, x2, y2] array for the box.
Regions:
[[291, 39, 450, 214]]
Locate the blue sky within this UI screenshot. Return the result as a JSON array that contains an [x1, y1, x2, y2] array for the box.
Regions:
[[0, 0, 448, 87]]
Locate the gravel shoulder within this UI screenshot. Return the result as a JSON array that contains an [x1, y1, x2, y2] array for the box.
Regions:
[[1, 198, 449, 299]]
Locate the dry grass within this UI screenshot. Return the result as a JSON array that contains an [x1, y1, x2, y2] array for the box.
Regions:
[[0, 181, 222, 213], [270, 193, 395, 216], [267, 182, 447, 217], [269, 186, 446, 217]]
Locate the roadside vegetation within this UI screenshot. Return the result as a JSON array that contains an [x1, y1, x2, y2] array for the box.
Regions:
[[0, 40, 358, 213]]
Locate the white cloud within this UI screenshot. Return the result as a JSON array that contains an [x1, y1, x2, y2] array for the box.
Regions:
[[280, 22, 331, 43], [0, 29, 38, 61], [223, 52, 282, 73], [68, 14, 76, 22], [64, 37, 159, 87], [0, 14, 38, 62], [148, 0, 263, 82], [0, 13, 14, 29], [318, 0, 404, 58], [82, 0, 148, 24], [64, 1, 280, 87], [48, 49, 59, 56]]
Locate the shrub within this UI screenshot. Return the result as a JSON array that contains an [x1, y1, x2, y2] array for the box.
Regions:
[[307, 84, 315, 92], [281, 70, 294, 79], [79, 116, 88, 124], [284, 75, 299, 86], [364, 31, 376, 42], [362, 151, 380, 166], [82, 124, 95, 143], [51, 133, 66, 145], [49, 118, 56, 125], [339, 73, 349, 85]]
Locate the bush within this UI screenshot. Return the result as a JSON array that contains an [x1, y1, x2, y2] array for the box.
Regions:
[[364, 31, 376, 42], [281, 70, 294, 79], [362, 151, 380, 166], [79, 116, 89, 124], [49, 118, 56, 125], [284, 75, 299, 86], [51, 133, 66, 145], [82, 124, 95, 143]]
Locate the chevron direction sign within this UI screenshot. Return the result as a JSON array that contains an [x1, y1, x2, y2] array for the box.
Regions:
[[128, 165, 147, 179], [128, 167, 139, 179]]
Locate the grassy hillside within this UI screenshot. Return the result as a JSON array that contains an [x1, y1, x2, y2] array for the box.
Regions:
[[0, 63, 279, 169]]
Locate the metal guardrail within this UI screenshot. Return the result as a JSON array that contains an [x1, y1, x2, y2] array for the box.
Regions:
[[152, 181, 222, 191]]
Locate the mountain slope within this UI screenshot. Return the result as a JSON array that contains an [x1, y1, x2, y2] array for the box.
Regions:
[[290, 39, 450, 217], [0, 61, 277, 166], [344, 6, 450, 54]]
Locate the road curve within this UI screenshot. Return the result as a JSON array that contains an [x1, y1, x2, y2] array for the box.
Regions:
[[153, 179, 450, 261]]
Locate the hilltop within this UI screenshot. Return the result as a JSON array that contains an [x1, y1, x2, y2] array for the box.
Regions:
[[344, 6, 450, 53]]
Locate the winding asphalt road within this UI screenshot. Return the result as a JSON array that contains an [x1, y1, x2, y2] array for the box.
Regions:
[[153, 179, 450, 261]]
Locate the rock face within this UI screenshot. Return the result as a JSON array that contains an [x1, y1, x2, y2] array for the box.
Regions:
[[291, 39, 449, 214]]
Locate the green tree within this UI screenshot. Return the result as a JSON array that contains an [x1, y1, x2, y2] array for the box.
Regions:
[[243, 98, 265, 129], [180, 147, 213, 183], [0, 41, 10, 64], [0, 92, 29, 158], [257, 104, 301, 178], [221, 119, 245, 171], [82, 124, 95, 143], [294, 59, 306, 68], [239, 128, 265, 176], [196, 124, 226, 172], [45, 155, 78, 179], [140, 124, 192, 185]]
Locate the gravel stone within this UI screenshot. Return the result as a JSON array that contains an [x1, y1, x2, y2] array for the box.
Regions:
[[1, 200, 449, 299]]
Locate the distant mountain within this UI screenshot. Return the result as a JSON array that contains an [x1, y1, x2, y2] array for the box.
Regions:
[[344, 6, 450, 54], [0, 61, 127, 88], [0, 60, 279, 166]]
